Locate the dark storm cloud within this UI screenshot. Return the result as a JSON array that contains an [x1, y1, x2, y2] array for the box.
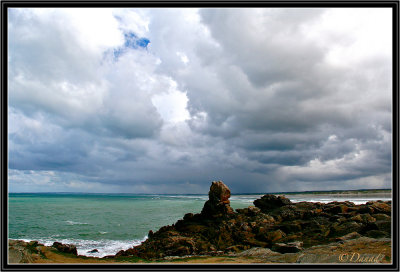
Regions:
[[8, 8, 392, 193]]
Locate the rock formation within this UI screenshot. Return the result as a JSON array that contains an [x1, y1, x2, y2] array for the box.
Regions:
[[52, 242, 78, 256], [113, 181, 391, 260], [15, 181, 389, 263], [201, 181, 234, 218], [254, 194, 291, 212]]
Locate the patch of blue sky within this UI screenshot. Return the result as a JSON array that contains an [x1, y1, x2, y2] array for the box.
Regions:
[[113, 31, 150, 59]]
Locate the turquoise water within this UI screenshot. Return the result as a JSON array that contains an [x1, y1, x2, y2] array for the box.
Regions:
[[8, 193, 252, 257], [8, 193, 391, 257]]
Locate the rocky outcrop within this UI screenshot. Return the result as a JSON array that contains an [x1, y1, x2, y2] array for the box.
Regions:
[[115, 181, 391, 260], [8, 240, 41, 263], [254, 194, 291, 212], [201, 181, 234, 218], [8, 236, 391, 263], [13, 181, 387, 263], [52, 242, 78, 255]]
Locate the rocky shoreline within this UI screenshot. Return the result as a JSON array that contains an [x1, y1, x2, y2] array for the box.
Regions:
[[8, 181, 392, 264]]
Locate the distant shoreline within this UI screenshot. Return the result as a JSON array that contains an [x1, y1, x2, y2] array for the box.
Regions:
[[275, 190, 392, 196], [236, 189, 392, 196]]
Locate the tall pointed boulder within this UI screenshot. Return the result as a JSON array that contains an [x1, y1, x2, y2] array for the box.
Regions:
[[201, 181, 234, 218]]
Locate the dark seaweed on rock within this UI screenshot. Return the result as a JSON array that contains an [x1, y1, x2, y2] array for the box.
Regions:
[[116, 181, 391, 259]]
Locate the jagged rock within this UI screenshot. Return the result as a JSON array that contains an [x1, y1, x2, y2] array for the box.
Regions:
[[367, 201, 391, 215], [236, 206, 261, 216], [115, 248, 138, 257], [350, 214, 376, 223], [52, 242, 78, 256], [87, 249, 99, 253], [330, 221, 362, 237], [254, 194, 291, 212], [325, 204, 349, 214], [266, 229, 286, 243], [201, 181, 234, 217], [115, 181, 391, 260]]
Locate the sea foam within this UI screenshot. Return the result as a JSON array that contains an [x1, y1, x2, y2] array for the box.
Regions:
[[65, 220, 90, 225], [19, 236, 148, 258]]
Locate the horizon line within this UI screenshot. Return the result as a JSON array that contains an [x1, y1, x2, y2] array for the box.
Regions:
[[8, 188, 392, 195]]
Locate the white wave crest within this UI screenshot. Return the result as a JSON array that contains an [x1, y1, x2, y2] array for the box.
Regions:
[[65, 220, 90, 225], [18, 236, 149, 258]]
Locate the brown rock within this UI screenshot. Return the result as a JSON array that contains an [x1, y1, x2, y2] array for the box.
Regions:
[[350, 214, 376, 223], [330, 221, 362, 237], [266, 229, 286, 243], [254, 195, 291, 212], [208, 180, 231, 204], [326, 204, 349, 214], [52, 242, 78, 256], [368, 201, 391, 215], [115, 248, 138, 257], [335, 231, 361, 241], [9, 240, 36, 263], [201, 181, 234, 217]]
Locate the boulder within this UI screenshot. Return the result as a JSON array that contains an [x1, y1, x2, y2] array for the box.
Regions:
[[325, 204, 349, 214], [236, 206, 261, 216], [115, 248, 138, 257], [87, 249, 99, 253], [201, 181, 234, 217], [52, 242, 77, 256], [266, 229, 286, 243], [350, 214, 376, 223], [329, 221, 362, 237], [254, 194, 291, 212], [367, 201, 391, 215]]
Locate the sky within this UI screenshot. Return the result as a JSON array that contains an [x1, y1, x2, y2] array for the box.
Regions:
[[8, 8, 393, 194]]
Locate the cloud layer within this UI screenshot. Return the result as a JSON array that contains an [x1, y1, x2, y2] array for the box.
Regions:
[[8, 8, 392, 193]]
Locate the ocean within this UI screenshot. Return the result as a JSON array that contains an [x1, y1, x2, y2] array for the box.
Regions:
[[8, 192, 391, 258]]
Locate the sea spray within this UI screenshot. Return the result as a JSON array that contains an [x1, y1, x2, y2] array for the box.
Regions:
[[20, 237, 148, 257]]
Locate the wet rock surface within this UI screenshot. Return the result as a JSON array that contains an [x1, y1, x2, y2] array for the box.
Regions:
[[116, 181, 391, 260], [52, 242, 78, 256]]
